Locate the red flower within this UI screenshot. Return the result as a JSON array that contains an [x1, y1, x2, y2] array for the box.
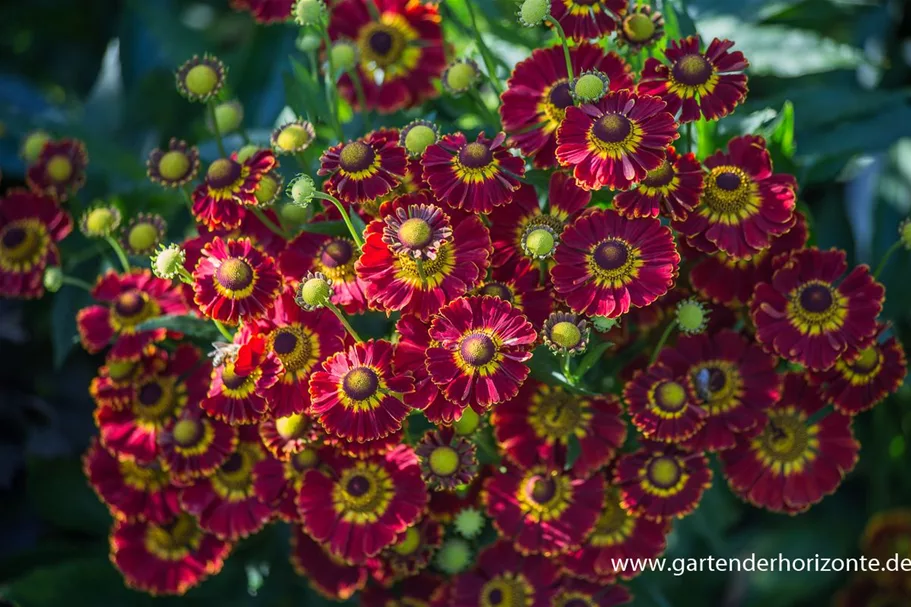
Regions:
[[280, 229, 369, 314], [721, 373, 860, 514], [230, 0, 293, 23], [77, 269, 187, 359], [309, 339, 414, 443], [422, 132, 526, 214], [372, 518, 444, 583], [555, 90, 678, 191], [674, 135, 797, 259], [500, 43, 633, 168], [474, 266, 554, 329], [253, 447, 325, 522], [452, 540, 561, 606], [549, 0, 627, 40], [415, 428, 478, 490], [90, 350, 161, 410], [26, 138, 88, 201], [638, 36, 749, 123], [297, 446, 428, 564], [110, 513, 231, 595], [258, 411, 326, 460], [192, 237, 281, 325], [613, 146, 704, 220], [427, 296, 537, 415], [751, 248, 884, 371], [0, 189, 71, 298], [492, 381, 627, 479], [551, 578, 632, 607], [191, 150, 277, 231], [318, 129, 407, 204], [393, 313, 455, 424], [623, 363, 707, 443], [328, 0, 446, 114], [289, 524, 368, 600], [552, 209, 680, 318], [157, 407, 238, 481]]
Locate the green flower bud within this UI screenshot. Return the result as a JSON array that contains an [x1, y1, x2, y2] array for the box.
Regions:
[[399, 120, 439, 158], [288, 174, 316, 207], [675, 298, 709, 335], [80, 205, 122, 238], [236, 145, 260, 163], [21, 130, 51, 162], [43, 267, 64, 293], [151, 244, 187, 280], [517, 0, 549, 27], [435, 538, 473, 575], [295, 271, 333, 310], [453, 507, 486, 539], [330, 40, 359, 73], [212, 100, 244, 134], [293, 0, 327, 26], [442, 59, 480, 95], [573, 71, 609, 102]]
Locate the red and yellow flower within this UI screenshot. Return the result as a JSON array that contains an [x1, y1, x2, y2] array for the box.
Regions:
[[415, 428, 478, 491], [0, 189, 72, 298], [290, 524, 369, 600], [721, 373, 860, 514], [551, 578, 632, 607], [500, 43, 633, 168], [373, 517, 444, 583], [555, 90, 678, 191], [318, 129, 407, 204], [157, 407, 238, 481], [146, 138, 200, 188], [751, 248, 885, 372], [191, 150, 277, 230], [253, 446, 326, 522], [623, 363, 707, 443], [638, 36, 749, 123], [90, 350, 162, 410], [258, 411, 326, 460], [613, 146, 704, 221], [451, 540, 561, 606], [280, 229, 369, 314], [26, 138, 88, 201], [551, 209, 680, 318], [392, 313, 458, 425], [202, 332, 283, 425], [549, 0, 627, 40]]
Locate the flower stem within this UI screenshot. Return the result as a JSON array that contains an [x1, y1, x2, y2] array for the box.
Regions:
[[416, 258, 428, 286], [462, 0, 502, 96], [685, 122, 694, 154], [874, 240, 902, 279], [213, 320, 233, 341], [250, 207, 290, 240], [348, 68, 369, 117], [327, 301, 362, 342], [181, 185, 195, 213], [313, 192, 364, 249], [320, 30, 344, 141], [208, 101, 227, 157], [650, 319, 678, 365], [538, 259, 549, 286], [104, 236, 131, 273], [562, 351, 575, 385], [545, 16, 574, 80], [176, 266, 195, 286], [468, 89, 499, 127], [61, 275, 93, 291]]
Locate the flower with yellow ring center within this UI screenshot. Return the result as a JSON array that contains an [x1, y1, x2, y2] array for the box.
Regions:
[[480, 573, 533, 607], [0, 220, 48, 271], [587, 113, 644, 160], [143, 514, 203, 561], [589, 488, 635, 547], [586, 238, 643, 288], [517, 470, 572, 522], [46, 155, 74, 182], [528, 387, 591, 444], [392, 526, 422, 556], [786, 281, 847, 336], [158, 151, 191, 181], [213, 257, 256, 299], [211, 442, 263, 501], [752, 408, 817, 475], [332, 462, 394, 524], [640, 454, 689, 497]]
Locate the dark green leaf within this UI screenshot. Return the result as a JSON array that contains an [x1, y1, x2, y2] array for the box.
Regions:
[[136, 314, 224, 341], [564, 434, 582, 470], [298, 220, 354, 236], [575, 339, 613, 380]]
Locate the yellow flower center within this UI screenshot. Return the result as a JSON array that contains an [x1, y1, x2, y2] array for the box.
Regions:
[[445, 61, 478, 92], [392, 526, 422, 556], [339, 141, 376, 173], [269, 326, 317, 374], [623, 12, 656, 41], [453, 407, 481, 436], [185, 64, 219, 96], [333, 463, 394, 524], [529, 387, 587, 443], [342, 367, 380, 401], [702, 166, 755, 217], [159, 150, 191, 181], [672, 53, 714, 86], [46, 155, 74, 182], [756, 411, 813, 465], [127, 222, 160, 253], [480, 573, 532, 607], [654, 380, 688, 413], [0, 221, 45, 267], [551, 321, 582, 349], [398, 217, 433, 248], [144, 514, 202, 561], [216, 257, 254, 292], [428, 445, 460, 477], [172, 418, 203, 447], [276, 124, 313, 151], [206, 158, 242, 189], [459, 333, 496, 367], [85, 208, 117, 235]]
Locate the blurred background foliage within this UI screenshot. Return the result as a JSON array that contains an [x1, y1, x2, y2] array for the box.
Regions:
[[1, 0, 910, 605]]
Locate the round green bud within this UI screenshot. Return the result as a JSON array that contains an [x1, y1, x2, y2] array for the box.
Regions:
[[435, 539, 472, 575], [184, 64, 219, 97], [255, 175, 281, 205], [275, 124, 313, 152], [330, 41, 359, 73], [22, 130, 51, 162], [444, 61, 478, 94], [551, 321, 582, 349], [127, 223, 160, 253], [298, 276, 332, 308], [574, 73, 606, 101], [428, 446, 460, 477], [281, 203, 310, 224], [296, 32, 323, 53], [403, 124, 437, 157], [675, 299, 709, 334], [289, 175, 316, 207], [83, 207, 120, 237], [151, 244, 186, 280], [213, 101, 243, 133], [453, 507, 486, 539], [43, 267, 64, 293], [46, 155, 73, 182], [392, 527, 421, 556], [158, 150, 191, 181], [172, 419, 200, 445], [293, 0, 327, 26], [900, 219, 911, 251], [453, 407, 480, 436], [624, 12, 657, 42], [236, 145, 260, 163], [518, 0, 549, 27], [525, 228, 555, 258]]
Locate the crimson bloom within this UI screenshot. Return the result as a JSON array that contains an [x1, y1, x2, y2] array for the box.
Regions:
[[201, 332, 283, 425], [318, 129, 407, 204], [26, 138, 88, 201], [0, 189, 72, 298], [551, 209, 680, 318], [309, 339, 415, 443], [253, 447, 325, 522], [427, 296, 537, 414], [500, 42, 633, 168], [297, 446, 428, 564], [422, 131, 525, 214], [392, 314, 455, 425], [751, 248, 884, 372], [280, 229, 369, 314], [258, 411, 326, 460], [549, 0, 627, 40], [721, 373, 860, 514], [451, 540, 561, 606], [191, 150, 277, 230], [613, 146, 704, 220], [290, 525, 369, 600], [555, 90, 678, 191], [638, 36, 749, 123], [623, 363, 707, 443], [89, 350, 161, 410], [157, 407, 238, 481], [373, 518, 444, 583]]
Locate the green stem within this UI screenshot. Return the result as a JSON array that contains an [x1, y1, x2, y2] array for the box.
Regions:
[[416, 258, 428, 286], [61, 275, 93, 291], [685, 122, 694, 155], [468, 88, 499, 127], [538, 259, 549, 286], [650, 320, 678, 365], [462, 0, 502, 96], [250, 207, 290, 240], [313, 192, 364, 248], [104, 236, 131, 273], [213, 320, 233, 341], [307, 50, 320, 88], [327, 301, 362, 342], [562, 352, 575, 385], [181, 185, 195, 213], [176, 266, 195, 286], [545, 16, 575, 79], [208, 101, 227, 157], [874, 240, 902, 279], [349, 68, 369, 116], [320, 30, 344, 141]]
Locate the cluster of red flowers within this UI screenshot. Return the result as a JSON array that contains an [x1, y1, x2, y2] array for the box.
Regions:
[[2, 0, 908, 604]]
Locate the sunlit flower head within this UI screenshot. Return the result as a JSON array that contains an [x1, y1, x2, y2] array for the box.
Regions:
[[318, 129, 407, 204]]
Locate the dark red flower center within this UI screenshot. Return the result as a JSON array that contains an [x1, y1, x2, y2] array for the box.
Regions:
[[459, 142, 493, 169], [460, 333, 496, 367], [216, 257, 254, 291], [2, 226, 26, 249], [221, 452, 244, 473], [369, 30, 394, 55], [548, 82, 574, 110], [642, 159, 675, 188], [272, 331, 298, 355], [480, 282, 514, 302], [339, 141, 376, 173], [592, 113, 632, 144], [206, 158, 243, 189], [799, 284, 834, 313], [138, 382, 163, 406], [701, 367, 727, 395], [320, 239, 354, 269], [342, 367, 379, 401], [114, 290, 146, 318], [527, 475, 557, 504], [594, 240, 629, 270], [346, 473, 371, 497], [488, 590, 504, 605], [715, 171, 742, 191], [672, 53, 713, 86]]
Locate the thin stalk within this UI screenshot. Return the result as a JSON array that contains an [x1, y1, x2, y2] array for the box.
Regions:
[[213, 320, 233, 341], [562, 352, 575, 385], [468, 88, 499, 127], [685, 122, 694, 155], [650, 320, 678, 365], [104, 236, 131, 272], [313, 192, 364, 248], [348, 68, 369, 116], [250, 207, 290, 240], [416, 258, 428, 286], [208, 101, 227, 157], [462, 1, 502, 96], [327, 301, 362, 342], [320, 30, 344, 140], [538, 259, 549, 286], [61, 276, 93, 291], [874, 240, 902, 279], [545, 16, 574, 79]]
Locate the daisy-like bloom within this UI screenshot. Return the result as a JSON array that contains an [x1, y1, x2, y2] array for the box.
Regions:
[[121, 213, 166, 256], [617, 4, 664, 52], [202, 332, 283, 425], [110, 513, 231, 596], [613, 146, 704, 221], [382, 202, 451, 260], [280, 230, 369, 314], [270, 119, 316, 155], [549, 0, 626, 40], [192, 237, 281, 325], [179, 430, 273, 540], [89, 350, 161, 410], [392, 314, 456, 425], [421, 131, 525, 214], [157, 407, 238, 481], [25, 138, 88, 201], [318, 129, 407, 204], [297, 445, 428, 564], [259, 412, 325, 460], [328, 0, 446, 114], [146, 138, 200, 188], [751, 248, 885, 372], [427, 296, 537, 413], [614, 442, 712, 521], [475, 267, 553, 329], [83, 438, 180, 524], [638, 36, 749, 123], [542, 311, 591, 355], [655, 330, 780, 452], [673, 135, 797, 259], [309, 339, 414, 443], [96, 345, 208, 463], [373, 518, 444, 584], [290, 524, 369, 600], [0, 189, 72, 298], [492, 382, 627, 479], [191, 150, 278, 231], [487, 174, 590, 274], [561, 484, 669, 582], [256, 288, 347, 418], [175, 54, 227, 102], [555, 90, 678, 191], [552, 209, 680, 318], [415, 428, 478, 491], [810, 332, 907, 415], [688, 211, 808, 305], [253, 446, 324, 522], [484, 463, 605, 555], [452, 540, 561, 606], [357, 203, 491, 321], [551, 578, 632, 607], [623, 363, 707, 443], [721, 373, 859, 514], [500, 43, 633, 169]]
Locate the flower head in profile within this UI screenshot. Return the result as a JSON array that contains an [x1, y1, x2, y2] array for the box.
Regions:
[[318, 129, 407, 204]]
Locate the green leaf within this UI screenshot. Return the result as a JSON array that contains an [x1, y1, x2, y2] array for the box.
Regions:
[[661, 0, 699, 43], [564, 434, 582, 471], [298, 220, 355, 236], [136, 314, 223, 342], [575, 339, 613, 380], [768, 100, 796, 159], [51, 285, 93, 369]]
